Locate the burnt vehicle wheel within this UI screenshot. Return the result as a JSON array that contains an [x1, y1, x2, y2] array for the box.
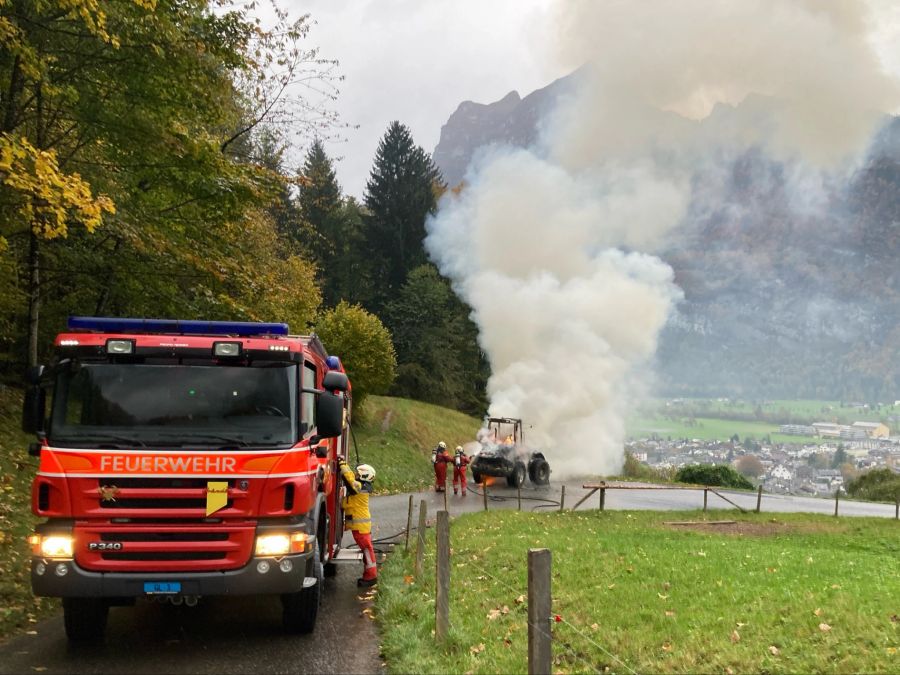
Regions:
[[507, 462, 526, 488], [63, 597, 108, 642], [282, 541, 323, 634], [472, 471, 483, 485], [528, 457, 550, 485]]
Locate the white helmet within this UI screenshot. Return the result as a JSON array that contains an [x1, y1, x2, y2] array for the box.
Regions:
[[455, 446, 463, 452], [438, 441, 447, 449], [356, 464, 376, 482]]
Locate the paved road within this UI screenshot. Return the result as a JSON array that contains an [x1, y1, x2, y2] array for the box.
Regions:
[[1, 479, 894, 674], [0, 535, 382, 675]]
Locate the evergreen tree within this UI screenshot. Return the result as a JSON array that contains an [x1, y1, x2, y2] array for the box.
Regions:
[[296, 139, 342, 264], [385, 265, 487, 414], [363, 121, 443, 312]]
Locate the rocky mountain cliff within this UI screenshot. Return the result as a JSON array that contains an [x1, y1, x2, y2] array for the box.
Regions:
[[433, 77, 900, 401]]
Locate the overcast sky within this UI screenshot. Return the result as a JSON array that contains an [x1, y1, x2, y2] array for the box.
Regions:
[[279, 0, 564, 198], [274, 0, 900, 199]]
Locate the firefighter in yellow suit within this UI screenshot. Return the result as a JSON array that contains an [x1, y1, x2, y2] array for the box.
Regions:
[[339, 459, 378, 587]]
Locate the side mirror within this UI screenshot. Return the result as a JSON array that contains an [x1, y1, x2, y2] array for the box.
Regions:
[[322, 371, 348, 392], [315, 391, 344, 439], [26, 364, 46, 386], [22, 386, 46, 435]]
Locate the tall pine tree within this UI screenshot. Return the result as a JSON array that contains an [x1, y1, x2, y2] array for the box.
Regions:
[[296, 139, 342, 264], [363, 121, 443, 312]]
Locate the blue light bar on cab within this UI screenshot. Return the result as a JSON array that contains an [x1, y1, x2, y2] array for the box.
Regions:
[[68, 316, 290, 337]]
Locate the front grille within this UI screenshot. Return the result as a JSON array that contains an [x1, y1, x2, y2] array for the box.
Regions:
[[101, 498, 234, 510], [101, 531, 229, 542], [75, 522, 255, 572], [112, 478, 234, 489], [88, 477, 244, 516], [73, 476, 256, 572], [102, 551, 226, 562]]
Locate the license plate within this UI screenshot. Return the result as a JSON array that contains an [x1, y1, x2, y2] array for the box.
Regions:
[[144, 581, 181, 594]]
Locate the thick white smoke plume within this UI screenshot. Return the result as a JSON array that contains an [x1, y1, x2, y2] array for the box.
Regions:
[[425, 0, 900, 477]]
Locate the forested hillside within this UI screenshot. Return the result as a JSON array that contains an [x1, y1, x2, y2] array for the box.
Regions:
[[0, 1, 486, 414]]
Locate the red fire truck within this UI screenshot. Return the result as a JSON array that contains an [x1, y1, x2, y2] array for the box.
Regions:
[[21, 317, 351, 641]]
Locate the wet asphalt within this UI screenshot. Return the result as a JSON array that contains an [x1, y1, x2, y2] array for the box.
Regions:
[[0, 478, 895, 674]]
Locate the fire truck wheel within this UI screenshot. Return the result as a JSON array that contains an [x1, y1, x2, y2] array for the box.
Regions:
[[63, 597, 108, 642], [507, 462, 526, 488], [282, 542, 323, 634], [472, 471, 482, 485]]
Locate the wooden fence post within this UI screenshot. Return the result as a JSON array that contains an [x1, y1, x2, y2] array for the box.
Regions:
[[405, 494, 414, 551], [834, 489, 840, 517], [599, 487, 606, 512], [483, 481, 489, 511], [435, 511, 450, 641], [703, 487, 708, 512], [528, 548, 552, 675], [755, 485, 762, 514], [559, 485, 566, 512], [415, 500, 427, 578], [895, 498, 899, 520]]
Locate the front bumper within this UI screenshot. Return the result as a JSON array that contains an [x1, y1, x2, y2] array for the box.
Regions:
[[31, 550, 314, 598]]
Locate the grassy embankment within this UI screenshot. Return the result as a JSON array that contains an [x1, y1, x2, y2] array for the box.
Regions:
[[378, 509, 899, 674], [353, 395, 481, 494], [0, 386, 58, 639]]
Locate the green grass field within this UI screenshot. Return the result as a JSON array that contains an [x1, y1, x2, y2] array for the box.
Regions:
[[353, 395, 481, 494], [653, 398, 893, 425], [377, 510, 900, 674], [627, 414, 820, 444]]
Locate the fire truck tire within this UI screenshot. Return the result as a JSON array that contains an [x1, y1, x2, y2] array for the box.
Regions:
[[63, 597, 108, 642], [507, 462, 527, 488], [529, 459, 550, 485], [282, 543, 323, 634], [472, 471, 482, 485]]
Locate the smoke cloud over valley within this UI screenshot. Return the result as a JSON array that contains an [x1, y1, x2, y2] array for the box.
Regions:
[[425, 0, 900, 476]]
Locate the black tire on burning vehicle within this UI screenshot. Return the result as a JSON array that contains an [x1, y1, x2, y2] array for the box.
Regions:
[[472, 471, 482, 485], [507, 462, 526, 488], [528, 458, 550, 485]]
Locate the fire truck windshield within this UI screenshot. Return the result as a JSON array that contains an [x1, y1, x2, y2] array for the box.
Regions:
[[49, 362, 298, 448]]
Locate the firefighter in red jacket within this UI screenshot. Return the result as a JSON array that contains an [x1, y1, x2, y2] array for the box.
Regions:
[[432, 441, 451, 492], [452, 445, 470, 496], [339, 459, 378, 587]]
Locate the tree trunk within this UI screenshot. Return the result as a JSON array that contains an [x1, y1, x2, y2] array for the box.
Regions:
[[27, 229, 40, 367]]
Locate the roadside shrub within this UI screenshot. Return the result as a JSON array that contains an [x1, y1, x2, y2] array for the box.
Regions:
[[675, 464, 754, 489], [846, 468, 900, 503], [622, 451, 665, 481]]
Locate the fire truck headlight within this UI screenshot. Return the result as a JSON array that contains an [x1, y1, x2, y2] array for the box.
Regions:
[[255, 534, 290, 557], [37, 535, 74, 558], [105, 339, 135, 355]]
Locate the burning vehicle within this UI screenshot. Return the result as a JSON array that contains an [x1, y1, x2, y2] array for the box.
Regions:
[[470, 417, 550, 487]]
